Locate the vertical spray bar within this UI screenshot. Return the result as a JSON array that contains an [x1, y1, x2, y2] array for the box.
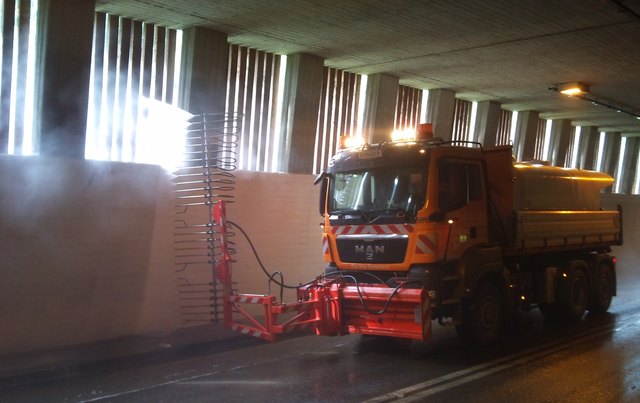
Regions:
[[174, 112, 239, 325]]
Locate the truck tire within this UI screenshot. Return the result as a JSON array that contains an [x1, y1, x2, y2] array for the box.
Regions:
[[558, 268, 588, 320], [589, 263, 614, 313], [456, 281, 504, 344]]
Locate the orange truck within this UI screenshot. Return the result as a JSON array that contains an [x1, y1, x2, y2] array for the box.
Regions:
[[218, 125, 622, 344]]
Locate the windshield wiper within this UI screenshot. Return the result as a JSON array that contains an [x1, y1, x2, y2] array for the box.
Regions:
[[331, 209, 372, 223], [364, 208, 409, 223]]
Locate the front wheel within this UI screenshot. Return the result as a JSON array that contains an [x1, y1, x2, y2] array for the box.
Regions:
[[456, 281, 504, 344]]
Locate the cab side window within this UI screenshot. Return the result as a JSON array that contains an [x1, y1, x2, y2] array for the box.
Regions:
[[438, 160, 482, 212]]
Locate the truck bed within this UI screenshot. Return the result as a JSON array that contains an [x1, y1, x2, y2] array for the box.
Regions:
[[509, 209, 622, 254]]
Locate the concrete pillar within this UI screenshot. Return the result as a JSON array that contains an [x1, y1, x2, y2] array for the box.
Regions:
[[363, 73, 399, 144], [279, 53, 324, 174], [513, 110, 539, 162], [179, 27, 229, 114], [35, 0, 96, 158], [603, 132, 622, 176], [426, 88, 456, 141], [621, 137, 640, 194], [602, 132, 622, 193], [473, 100, 501, 148], [550, 119, 572, 167], [579, 126, 599, 170]]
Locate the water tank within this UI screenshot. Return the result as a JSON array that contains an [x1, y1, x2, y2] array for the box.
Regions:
[[513, 162, 613, 211]]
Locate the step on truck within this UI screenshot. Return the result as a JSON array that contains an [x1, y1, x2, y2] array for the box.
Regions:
[[217, 124, 622, 344]]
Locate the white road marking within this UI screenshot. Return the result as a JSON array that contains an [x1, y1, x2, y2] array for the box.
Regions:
[[365, 313, 640, 402]]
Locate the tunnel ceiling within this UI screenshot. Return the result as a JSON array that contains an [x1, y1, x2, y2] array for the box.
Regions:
[[96, 0, 640, 134]]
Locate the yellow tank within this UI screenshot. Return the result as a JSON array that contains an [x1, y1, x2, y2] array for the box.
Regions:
[[513, 162, 614, 211], [483, 147, 621, 253]]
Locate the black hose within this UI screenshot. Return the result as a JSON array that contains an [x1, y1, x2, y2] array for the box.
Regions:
[[227, 220, 422, 314], [267, 271, 284, 302], [334, 270, 388, 284], [227, 220, 317, 289], [341, 274, 423, 315]]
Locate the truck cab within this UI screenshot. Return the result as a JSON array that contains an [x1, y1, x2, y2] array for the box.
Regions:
[[320, 132, 489, 276]]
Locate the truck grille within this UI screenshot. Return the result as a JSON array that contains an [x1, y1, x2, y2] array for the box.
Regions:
[[336, 235, 408, 263]]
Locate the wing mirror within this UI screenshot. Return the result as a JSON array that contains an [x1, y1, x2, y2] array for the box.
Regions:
[[314, 171, 330, 216]]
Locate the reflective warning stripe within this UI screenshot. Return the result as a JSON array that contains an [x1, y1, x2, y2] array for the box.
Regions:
[[228, 295, 270, 304], [421, 296, 432, 338], [331, 224, 414, 236], [415, 233, 437, 255], [322, 236, 329, 255], [231, 324, 270, 341]]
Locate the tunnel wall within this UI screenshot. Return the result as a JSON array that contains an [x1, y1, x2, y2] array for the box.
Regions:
[[601, 193, 640, 284], [0, 154, 637, 356], [0, 157, 323, 356], [0, 155, 179, 355]]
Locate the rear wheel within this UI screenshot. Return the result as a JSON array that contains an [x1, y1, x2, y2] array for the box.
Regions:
[[589, 263, 614, 313], [558, 268, 588, 320], [456, 281, 504, 344]]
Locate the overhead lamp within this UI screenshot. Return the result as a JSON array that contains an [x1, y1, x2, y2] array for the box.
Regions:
[[549, 81, 640, 120], [556, 82, 590, 96]]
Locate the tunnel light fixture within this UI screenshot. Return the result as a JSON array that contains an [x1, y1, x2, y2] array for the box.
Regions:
[[549, 82, 640, 120], [556, 82, 590, 96]]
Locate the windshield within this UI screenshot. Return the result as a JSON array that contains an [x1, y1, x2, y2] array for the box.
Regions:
[[330, 167, 427, 222]]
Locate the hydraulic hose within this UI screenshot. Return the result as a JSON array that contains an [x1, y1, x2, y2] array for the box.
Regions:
[[227, 220, 317, 290]]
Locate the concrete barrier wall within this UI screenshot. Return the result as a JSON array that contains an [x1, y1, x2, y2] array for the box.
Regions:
[[0, 156, 179, 355], [0, 154, 637, 356], [601, 193, 640, 283], [0, 157, 322, 355]]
